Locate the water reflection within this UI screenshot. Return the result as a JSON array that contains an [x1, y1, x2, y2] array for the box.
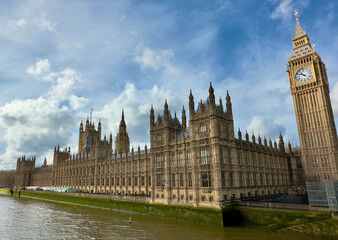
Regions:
[[0, 196, 311, 240]]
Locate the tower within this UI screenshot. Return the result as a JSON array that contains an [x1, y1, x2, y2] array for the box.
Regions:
[[115, 109, 130, 154], [287, 11, 338, 181]]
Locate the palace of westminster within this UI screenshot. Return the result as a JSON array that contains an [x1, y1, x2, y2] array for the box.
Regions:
[[13, 14, 338, 208]]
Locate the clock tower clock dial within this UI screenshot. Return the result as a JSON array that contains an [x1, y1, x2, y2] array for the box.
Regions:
[[287, 12, 338, 181], [295, 68, 312, 82]]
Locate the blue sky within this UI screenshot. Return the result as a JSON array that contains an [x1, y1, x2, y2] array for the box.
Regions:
[[0, 0, 338, 169]]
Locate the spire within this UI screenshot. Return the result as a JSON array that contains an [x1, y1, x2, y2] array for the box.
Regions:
[[219, 97, 223, 112], [189, 90, 195, 119], [238, 128, 242, 140], [208, 82, 215, 106], [119, 110, 127, 134], [150, 105, 155, 126], [164, 99, 169, 121], [182, 105, 186, 129], [293, 10, 307, 40], [226, 90, 232, 117]]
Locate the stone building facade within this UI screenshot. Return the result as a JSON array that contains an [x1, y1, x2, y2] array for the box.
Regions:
[[14, 83, 304, 208], [287, 12, 338, 181], [13, 14, 337, 208]]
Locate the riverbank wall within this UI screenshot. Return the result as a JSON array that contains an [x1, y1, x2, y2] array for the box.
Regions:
[[9, 190, 337, 238], [14, 190, 223, 226]]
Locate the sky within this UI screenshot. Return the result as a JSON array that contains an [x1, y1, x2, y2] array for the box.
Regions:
[[0, 0, 338, 170]]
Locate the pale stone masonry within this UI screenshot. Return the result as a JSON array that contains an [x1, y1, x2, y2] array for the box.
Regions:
[[14, 84, 303, 208], [287, 13, 338, 181], [13, 14, 337, 208]]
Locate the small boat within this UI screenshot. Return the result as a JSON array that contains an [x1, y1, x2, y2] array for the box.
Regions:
[[128, 217, 132, 224]]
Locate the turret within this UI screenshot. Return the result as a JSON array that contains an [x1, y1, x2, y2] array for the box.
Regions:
[[252, 133, 256, 143], [279, 133, 285, 153], [219, 97, 223, 112], [115, 109, 130, 154], [264, 137, 267, 146], [245, 130, 249, 142], [288, 141, 292, 153], [182, 106, 186, 130], [80, 121, 83, 131], [208, 82, 215, 109], [258, 135, 262, 145], [98, 120, 102, 139], [189, 90, 194, 119], [238, 128, 242, 140], [150, 105, 155, 126], [164, 99, 169, 122], [226, 90, 232, 117]]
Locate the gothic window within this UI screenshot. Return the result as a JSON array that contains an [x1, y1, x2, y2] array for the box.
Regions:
[[179, 152, 183, 166], [239, 172, 243, 186], [179, 173, 184, 187], [122, 177, 125, 186], [134, 177, 138, 186], [171, 153, 175, 167], [188, 173, 192, 187], [141, 176, 145, 186], [200, 148, 210, 164], [225, 125, 229, 139], [187, 151, 191, 165], [237, 152, 241, 165], [156, 174, 164, 187], [200, 124, 206, 136], [227, 148, 231, 165], [156, 154, 164, 168], [157, 135, 162, 142], [219, 147, 223, 164], [140, 161, 145, 171], [221, 172, 226, 187], [229, 172, 234, 187], [148, 176, 151, 186], [128, 177, 131, 186], [172, 173, 176, 187], [201, 172, 211, 187]]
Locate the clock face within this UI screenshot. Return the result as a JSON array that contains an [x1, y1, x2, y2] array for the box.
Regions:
[[295, 68, 313, 82]]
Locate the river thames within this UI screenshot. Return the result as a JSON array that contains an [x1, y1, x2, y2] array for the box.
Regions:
[[0, 196, 314, 240]]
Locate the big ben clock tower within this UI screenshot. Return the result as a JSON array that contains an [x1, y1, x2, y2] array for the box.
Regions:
[[287, 11, 338, 181]]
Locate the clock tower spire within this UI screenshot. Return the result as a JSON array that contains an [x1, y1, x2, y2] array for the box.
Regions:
[[287, 11, 338, 181]]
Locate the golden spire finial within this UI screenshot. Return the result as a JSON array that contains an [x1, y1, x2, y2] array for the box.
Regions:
[[294, 10, 298, 18]]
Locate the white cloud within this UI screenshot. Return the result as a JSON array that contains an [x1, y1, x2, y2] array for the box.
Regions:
[[35, 14, 57, 32], [134, 46, 178, 74], [27, 59, 51, 80], [331, 81, 338, 117], [0, 59, 88, 169], [246, 115, 286, 140], [270, 0, 309, 22], [7, 19, 27, 30], [88, 83, 172, 149]]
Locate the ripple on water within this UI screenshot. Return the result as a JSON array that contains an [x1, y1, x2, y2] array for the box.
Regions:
[[0, 196, 317, 240]]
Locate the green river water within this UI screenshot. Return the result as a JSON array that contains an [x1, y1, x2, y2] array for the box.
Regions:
[[0, 196, 314, 240]]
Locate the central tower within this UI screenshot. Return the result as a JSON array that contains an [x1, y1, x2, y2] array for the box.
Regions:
[[287, 12, 338, 181], [115, 110, 130, 154]]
